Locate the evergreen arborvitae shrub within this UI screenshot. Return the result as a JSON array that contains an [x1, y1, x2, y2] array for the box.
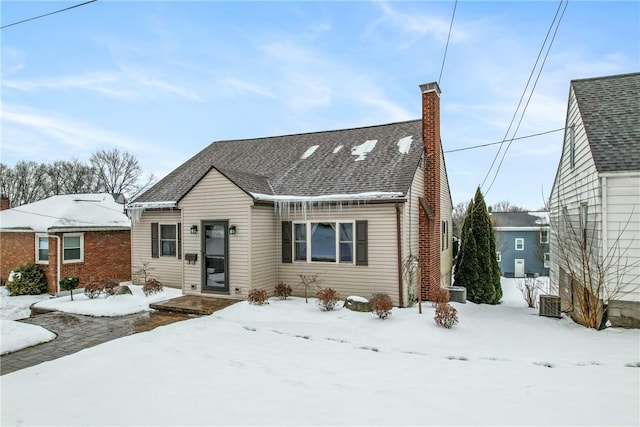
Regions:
[[59, 276, 80, 300], [453, 200, 474, 279], [6, 263, 47, 295], [469, 188, 497, 304]]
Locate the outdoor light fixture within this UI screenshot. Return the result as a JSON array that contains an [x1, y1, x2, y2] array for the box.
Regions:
[[190, 225, 198, 234], [229, 225, 237, 235]]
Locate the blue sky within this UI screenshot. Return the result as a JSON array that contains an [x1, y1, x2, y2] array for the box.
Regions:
[[1, 1, 638, 208]]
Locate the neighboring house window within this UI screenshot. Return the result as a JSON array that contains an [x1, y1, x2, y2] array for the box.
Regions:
[[35, 234, 49, 264], [160, 224, 177, 257], [540, 229, 549, 244], [151, 222, 182, 259], [63, 233, 84, 263], [515, 238, 524, 251], [580, 203, 588, 247], [569, 124, 576, 169], [544, 253, 550, 268], [282, 220, 367, 265], [496, 251, 501, 262]]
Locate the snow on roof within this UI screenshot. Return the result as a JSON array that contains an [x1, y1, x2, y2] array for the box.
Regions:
[[528, 211, 550, 225], [301, 145, 319, 160], [332, 145, 343, 154], [0, 194, 130, 232], [351, 139, 377, 161], [397, 136, 413, 154], [250, 191, 404, 203]]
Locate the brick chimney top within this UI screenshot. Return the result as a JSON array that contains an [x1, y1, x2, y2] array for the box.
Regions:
[[0, 195, 9, 211], [419, 82, 441, 97]]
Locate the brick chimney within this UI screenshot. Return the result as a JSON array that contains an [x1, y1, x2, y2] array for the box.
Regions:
[[418, 82, 441, 301], [0, 195, 9, 211]]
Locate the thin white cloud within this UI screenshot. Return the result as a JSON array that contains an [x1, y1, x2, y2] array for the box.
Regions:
[[219, 78, 275, 99]]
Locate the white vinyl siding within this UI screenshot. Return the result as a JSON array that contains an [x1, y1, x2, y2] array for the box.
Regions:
[[131, 210, 182, 288], [278, 204, 401, 305], [439, 149, 454, 287], [179, 168, 253, 297]]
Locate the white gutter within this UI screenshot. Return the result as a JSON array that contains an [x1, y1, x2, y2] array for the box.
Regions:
[[48, 234, 61, 295]]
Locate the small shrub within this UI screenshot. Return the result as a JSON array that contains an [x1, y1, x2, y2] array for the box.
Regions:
[[274, 282, 292, 300], [84, 281, 104, 299], [102, 278, 120, 296], [316, 287, 341, 311], [298, 273, 320, 303], [59, 276, 80, 300], [431, 286, 450, 307], [248, 289, 269, 305], [369, 294, 393, 319], [143, 278, 163, 296], [434, 303, 458, 329], [6, 263, 47, 295]]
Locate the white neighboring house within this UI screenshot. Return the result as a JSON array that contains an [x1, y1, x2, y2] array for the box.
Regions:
[[549, 72, 640, 328]]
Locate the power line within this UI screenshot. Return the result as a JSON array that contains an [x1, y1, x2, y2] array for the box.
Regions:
[[444, 127, 565, 154], [1, 0, 98, 30], [438, 0, 458, 86], [484, 0, 568, 195]]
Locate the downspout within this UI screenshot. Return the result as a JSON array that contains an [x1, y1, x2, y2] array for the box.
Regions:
[[395, 203, 404, 307], [601, 176, 608, 260], [48, 234, 61, 295]]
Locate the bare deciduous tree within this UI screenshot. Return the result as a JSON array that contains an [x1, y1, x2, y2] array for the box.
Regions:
[[90, 148, 154, 196], [490, 200, 527, 212]]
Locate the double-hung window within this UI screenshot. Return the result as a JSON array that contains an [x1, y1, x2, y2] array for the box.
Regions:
[[63, 233, 84, 263], [160, 224, 177, 257], [293, 221, 354, 264], [35, 235, 49, 264], [540, 229, 549, 244], [515, 238, 524, 251], [544, 253, 550, 268]]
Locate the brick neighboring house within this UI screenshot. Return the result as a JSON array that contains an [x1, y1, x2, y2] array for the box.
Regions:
[[0, 193, 131, 294], [127, 82, 453, 306]]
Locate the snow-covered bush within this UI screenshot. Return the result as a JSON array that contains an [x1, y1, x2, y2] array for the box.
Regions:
[[248, 289, 269, 305], [143, 278, 163, 296], [274, 282, 292, 300], [434, 303, 458, 329], [6, 264, 47, 296], [369, 294, 393, 319], [316, 287, 340, 311]]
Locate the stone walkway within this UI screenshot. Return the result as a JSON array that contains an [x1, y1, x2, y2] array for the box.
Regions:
[[1, 310, 193, 376]]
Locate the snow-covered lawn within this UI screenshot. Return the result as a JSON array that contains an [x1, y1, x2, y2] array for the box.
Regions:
[[2, 278, 639, 426], [0, 283, 181, 355]]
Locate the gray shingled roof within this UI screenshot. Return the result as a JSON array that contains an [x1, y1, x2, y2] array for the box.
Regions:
[[133, 120, 424, 204], [491, 211, 549, 228], [572, 72, 640, 172]]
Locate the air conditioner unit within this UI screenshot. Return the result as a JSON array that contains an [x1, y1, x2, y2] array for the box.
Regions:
[[539, 295, 561, 318]]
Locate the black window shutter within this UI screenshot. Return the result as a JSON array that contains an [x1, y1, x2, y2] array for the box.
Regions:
[[282, 221, 292, 263], [151, 223, 159, 258], [177, 223, 182, 259], [356, 220, 368, 266]]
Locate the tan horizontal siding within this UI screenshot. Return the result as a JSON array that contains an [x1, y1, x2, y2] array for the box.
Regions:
[[131, 210, 183, 288], [440, 150, 453, 286], [250, 206, 278, 295]]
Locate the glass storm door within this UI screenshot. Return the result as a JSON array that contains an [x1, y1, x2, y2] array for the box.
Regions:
[[202, 222, 228, 292]]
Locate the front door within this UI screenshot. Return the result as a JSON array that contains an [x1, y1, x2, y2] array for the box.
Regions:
[[514, 259, 525, 278], [202, 221, 228, 292]]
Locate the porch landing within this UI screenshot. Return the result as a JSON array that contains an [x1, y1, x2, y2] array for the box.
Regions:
[[150, 295, 241, 316]]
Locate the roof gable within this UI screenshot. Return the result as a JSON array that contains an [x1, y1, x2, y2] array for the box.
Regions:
[[133, 120, 423, 204], [0, 193, 131, 232], [571, 72, 640, 173]]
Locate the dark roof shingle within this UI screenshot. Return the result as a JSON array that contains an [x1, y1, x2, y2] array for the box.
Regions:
[[491, 211, 549, 228], [572, 72, 640, 172], [134, 120, 424, 203]]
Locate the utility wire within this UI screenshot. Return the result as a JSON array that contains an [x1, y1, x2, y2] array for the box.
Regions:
[[479, 0, 566, 191], [484, 0, 568, 195], [1, 0, 98, 30], [438, 0, 458, 85], [485, 1, 569, 194], [444, 127, 565, 154]]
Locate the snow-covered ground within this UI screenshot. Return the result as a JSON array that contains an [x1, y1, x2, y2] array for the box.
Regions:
[[1, 278, 639, 426], [0, 283, 181, 355]]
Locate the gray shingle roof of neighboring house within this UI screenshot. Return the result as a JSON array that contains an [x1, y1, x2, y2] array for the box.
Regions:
[[491, 211, 549, 228], [133, 119, 424, 204], [571, 72, 640, 173]]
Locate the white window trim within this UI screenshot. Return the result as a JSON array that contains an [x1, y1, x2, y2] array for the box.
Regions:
[[63, 233, 84, 264], [159, 223, 178, 258], [293, 220, 355, 265], [515, 238, 524, 251], [540, 229, 549, 244], [496, 251, 501, 262], [35, 234, 49, 265], [544, 253, 550, 268]]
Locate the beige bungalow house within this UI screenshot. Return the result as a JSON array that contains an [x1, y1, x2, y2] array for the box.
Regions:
[[127, 82, 453, 306]]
